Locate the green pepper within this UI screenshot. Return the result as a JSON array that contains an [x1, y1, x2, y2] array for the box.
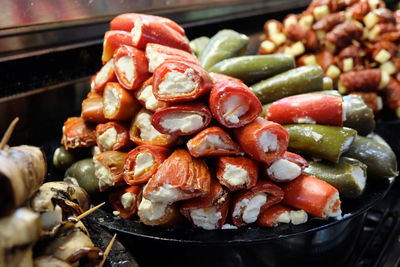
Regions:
[[53, 146, 84, 169], [199, 29, 249, 70], [343, 135, 398, 179], [322, 77, 334, 91], [284, 124, 357, 163], [208, 54, 295, 84], [251, 66, 324, 104], [190, 36, 210, 58], [304, 157, 367, 198], [343, 95, 375, 136], [65, 158, 99, 194]]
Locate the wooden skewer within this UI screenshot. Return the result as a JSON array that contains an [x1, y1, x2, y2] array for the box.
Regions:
[[76, 202, 105, 220], [98, 233, 117, 267], [0, 117, 19, 149]]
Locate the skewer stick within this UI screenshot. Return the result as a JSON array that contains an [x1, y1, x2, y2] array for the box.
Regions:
[[98, 233, 117, 267], [0, 117, 19, 149], [76, 202, 105, 220]]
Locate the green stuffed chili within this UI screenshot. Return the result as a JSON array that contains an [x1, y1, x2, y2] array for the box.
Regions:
[[190, 36, 210, 58], [342, 95, 375, 136]]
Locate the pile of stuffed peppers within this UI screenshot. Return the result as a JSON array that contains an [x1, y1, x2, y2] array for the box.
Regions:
[[57, 12, 398, 230]]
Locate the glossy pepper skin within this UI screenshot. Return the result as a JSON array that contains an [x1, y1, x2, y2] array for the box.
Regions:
[[95, 121, 131, 152], [251, 66, 323, 104], [216, 156, 259, 191], [343, 135, 398, 179], [283, 174, 341, 218], [113, 45, 151, 90], [102, 30, 133, 64], [152, 59, 213, 102], [186, 126, 244, 158], [143, 149, 211, 203], [234, 118, 289, 165], [151, 103, 212, 136], [103, 82, 141, 121], [110, 13, 185, 36], [131, 16, 191, 52], [208, 54, 295, 84], [266, 93, 343, 126], [108, 185, 141, 219], [91, 59, 117, 93], [304, 157, 367, 199], [199, 29, 249, 70], [81, 92, 108, 124], [94, 151, 127, 191], [145, 43, 198, 73], [342, 94, 375, 136], [284, 124, 357, 163], [209, 73, 262, 128], [123, 145, 171, 185], [180, 179, 230, 230], [231, 181, 284, 227], [62, 117, 96, 149]]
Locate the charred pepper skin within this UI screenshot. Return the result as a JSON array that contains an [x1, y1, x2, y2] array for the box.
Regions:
[[199, 29, 249, 70], [304, 157, 367, 199], [343, 135, 398, 179], [284, 124, 357, 163], [251, 65, 324, 104], [208, 54, 295, 84]]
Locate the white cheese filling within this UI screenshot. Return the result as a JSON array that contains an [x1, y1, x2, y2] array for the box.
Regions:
[[259, 131, 278, 152], [116, 56, 135, 84], [121, 192, 136, 210], [94, 159, 113, 188], [222, 163, 249, 186], [138, 198, 167, 221], [98, 127, 118, 150], [146, 184, 182, 204], [222, 95, 249, 124], [352, 166, 366, 191], [95, 59, 113, 86], [267, 159, 301, 181], [341, 135, 355, 153], [323, 192, 342, 218], [146, 47, 164, 73], [137, 85, 160, 111], [290, 210, 308, 225], [197, 134, 232, 151], [134, 152, 154, 177], [276, 211, 291, 224], [233, 193, 267, 224], [160, 113, 203, 133], [158, 69, 198, 95], [190, 207, 222, 230], [135, 111, 164, 142], [221, 224, 238, 230], [104, 87, 119, 117]]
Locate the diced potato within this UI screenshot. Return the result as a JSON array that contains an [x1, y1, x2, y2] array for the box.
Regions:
[[284, 15, 298, 29], [313, 5, 330, 21], [363, 12, 379, 29], [299, 15, 314, 29], [316, 30, 326, 41], [378, 70, 390, 89], [260, 40, 276, 54], [270, 33, 287, 46], [374, 49, 391, 64], [303, 55, 318, 66], [380, 61, 396, 75], [343, 58, 354, 72], [284, 42, 305, 57], [368, 25, 380, 40], [326, 65, 341, 79], [325, 41, 336, 53]]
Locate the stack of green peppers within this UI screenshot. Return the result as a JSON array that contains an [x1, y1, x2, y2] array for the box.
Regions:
[[191, 31, 398, 200]]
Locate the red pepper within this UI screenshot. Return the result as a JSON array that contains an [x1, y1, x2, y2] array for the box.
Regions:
[[124, 145, 171, 185], [113, 45, 151, 90], [186, 126, 243, 157], [146, 43, 198, 73], [266, 151, 308, 183], [62, 117, 96, 149], [266, 93, 344, 126], [134, 77, 168, 112], [180, 179, 230, 230], [109, 185, 141, 219], [131, 16, 191, 52], [81, 93, 108, 123], [91, 59, 117, 93], [95, 121, 131, 152], [152, 59, 213, 102], [143, 149, 211, 204], [102, 30, 133, 64], [110, 13, 185, 36], [282, 174, 341, 218], [209, 73, 262, 128], [231, 180, 284, 227], [94, 151, 127, 191], [256, 204, 291, 227], [234, 117, 289, 165], [215, 156, 258, 191], [384, 78, 400, 116], [151, 103, 212, 136], [103, 82, 141, 121], [129, 109, 179, 147]]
